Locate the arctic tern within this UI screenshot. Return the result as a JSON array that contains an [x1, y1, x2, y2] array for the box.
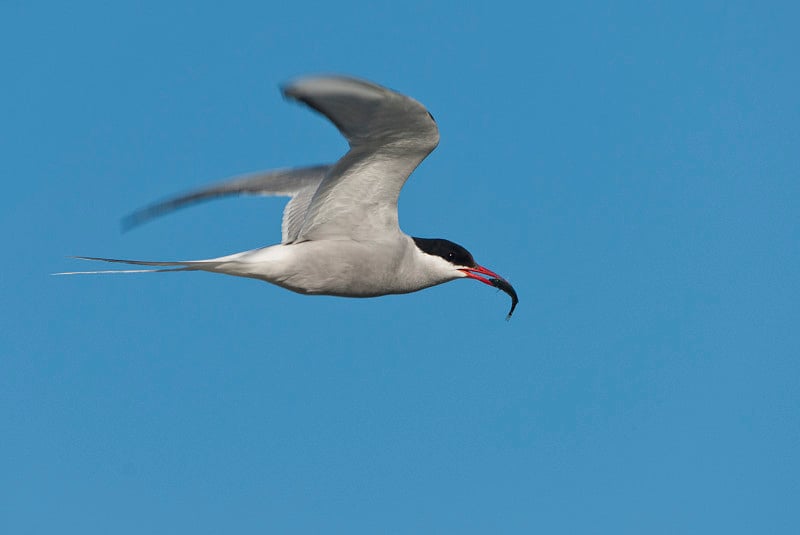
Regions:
[[59, 75, 519, 318]]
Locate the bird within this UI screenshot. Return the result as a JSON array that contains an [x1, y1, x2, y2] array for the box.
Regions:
[[58, 75, 518, 318]]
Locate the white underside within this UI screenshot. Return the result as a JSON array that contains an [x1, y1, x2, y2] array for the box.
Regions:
[[196, 235, 464, 297]]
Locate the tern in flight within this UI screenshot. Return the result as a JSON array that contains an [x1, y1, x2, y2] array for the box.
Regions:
[[60, 75, 518, 318]]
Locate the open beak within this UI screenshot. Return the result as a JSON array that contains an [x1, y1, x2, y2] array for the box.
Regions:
[[460, 265, 519, 320], [459, 265, 501, 286]]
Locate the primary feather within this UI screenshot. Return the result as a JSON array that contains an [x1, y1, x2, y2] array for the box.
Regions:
[[122, 165, 330, 244]]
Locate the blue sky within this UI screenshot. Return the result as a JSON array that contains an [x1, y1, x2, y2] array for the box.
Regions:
[[2, 1, 798, 533]]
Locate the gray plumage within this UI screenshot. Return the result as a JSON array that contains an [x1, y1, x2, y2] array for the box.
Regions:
[[59, 75, 518, 316]]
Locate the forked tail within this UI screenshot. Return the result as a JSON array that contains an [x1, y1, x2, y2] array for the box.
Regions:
[[53, 256, 206, 275]]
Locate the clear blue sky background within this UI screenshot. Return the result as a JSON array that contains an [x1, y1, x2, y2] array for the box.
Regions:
[[2, 1, 798, 533]]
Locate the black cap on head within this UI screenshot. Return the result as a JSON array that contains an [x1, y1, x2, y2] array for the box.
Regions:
[[412, 237, 476, 267]]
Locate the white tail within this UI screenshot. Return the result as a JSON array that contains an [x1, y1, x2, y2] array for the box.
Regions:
[[53, 256, 198, 275]]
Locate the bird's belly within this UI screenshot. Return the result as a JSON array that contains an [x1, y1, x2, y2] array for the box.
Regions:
[[275, 266, 403, 298], [227, 241, 413, 298]]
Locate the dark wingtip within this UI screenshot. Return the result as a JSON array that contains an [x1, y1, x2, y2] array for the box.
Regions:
[[280, 76, 308, 101], [279, 81, 294, 100], [119, 192, 201, 234], [120, 213, 140, 233], [120, 207, 155, 233]]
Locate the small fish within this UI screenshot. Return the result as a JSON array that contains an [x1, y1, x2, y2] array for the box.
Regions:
[[490, 277, 519, 320]]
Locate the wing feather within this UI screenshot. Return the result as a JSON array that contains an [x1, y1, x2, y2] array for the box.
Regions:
[[282, 76, 439, 241], [122, 165, 330, 243]]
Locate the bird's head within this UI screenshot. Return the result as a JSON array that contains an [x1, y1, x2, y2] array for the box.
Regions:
[[412, 237, 518, 319]]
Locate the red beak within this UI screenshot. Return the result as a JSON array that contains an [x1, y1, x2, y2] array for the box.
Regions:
[[460, 265, 519, 319], [459, 265, 502, 286]]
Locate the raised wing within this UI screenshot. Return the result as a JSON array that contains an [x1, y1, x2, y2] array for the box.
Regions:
[[282, 76, 439, 241], [122, 165, 330, 243]]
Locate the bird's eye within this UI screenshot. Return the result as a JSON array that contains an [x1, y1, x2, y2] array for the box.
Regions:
[[447, 251, 455, 260]]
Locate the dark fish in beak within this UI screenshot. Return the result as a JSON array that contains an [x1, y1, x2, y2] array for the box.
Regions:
[[459, 265, 519, 320], [490, 277, 519, 320]]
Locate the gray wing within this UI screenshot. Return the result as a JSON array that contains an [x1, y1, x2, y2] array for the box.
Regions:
[[122, 165, 330, 244], [282, 76, 439, 242]]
